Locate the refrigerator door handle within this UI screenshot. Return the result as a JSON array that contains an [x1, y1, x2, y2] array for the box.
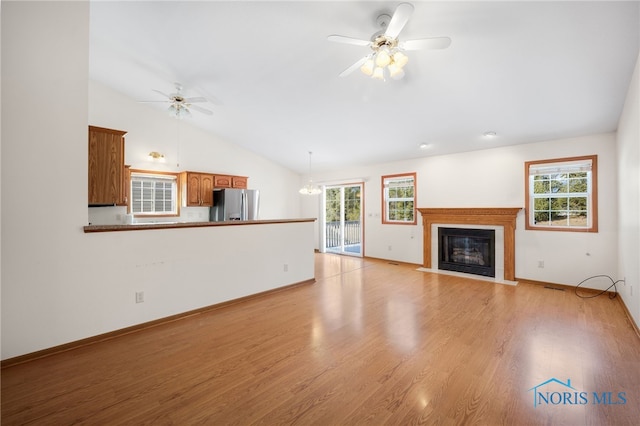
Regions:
[[241, 191, 248, 221]]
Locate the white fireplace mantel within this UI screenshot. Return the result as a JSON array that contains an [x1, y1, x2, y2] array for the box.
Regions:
[[417, 208, 522, 281]]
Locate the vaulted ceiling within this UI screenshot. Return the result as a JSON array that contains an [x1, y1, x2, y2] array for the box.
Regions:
[[89, 1, 639, 174]]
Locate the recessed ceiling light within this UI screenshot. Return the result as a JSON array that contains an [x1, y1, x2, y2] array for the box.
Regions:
[[483, 131, 497, 138], [419, 143, 431, 149]]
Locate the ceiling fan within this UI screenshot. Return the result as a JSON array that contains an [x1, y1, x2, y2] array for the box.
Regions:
[[328, 2, 451, 80], [140, 82, 213, 118]]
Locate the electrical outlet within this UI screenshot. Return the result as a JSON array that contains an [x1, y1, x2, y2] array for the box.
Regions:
[[388, 245, 392, 251], [283, 264, 288, 272], [537, 260, 544, 268], [135, 291, 144, 303]]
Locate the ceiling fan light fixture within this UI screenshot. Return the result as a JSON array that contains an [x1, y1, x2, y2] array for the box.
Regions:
[[388, 62, 405, 80], [375, 47, 391, 67], [142, 83, 214, 118], [392, 51, 409, 68], [360, 58, 375, 76], [328, 3, 451, 81], [168, 102, 192, 119]]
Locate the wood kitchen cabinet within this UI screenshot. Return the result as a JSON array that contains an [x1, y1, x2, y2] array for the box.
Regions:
[[88, 126, 127, 206], [232, 176, 248, 189], [214, 175, 248, 189], [213, 175, 232, 188], [123, 165, 131, 212], [181, 172, 214, 206]]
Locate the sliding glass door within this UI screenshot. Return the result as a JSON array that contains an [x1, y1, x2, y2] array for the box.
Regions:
[[323, 183, 363, 257]]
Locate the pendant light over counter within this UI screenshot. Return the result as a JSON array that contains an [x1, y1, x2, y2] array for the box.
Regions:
[[299, 151, 322, 195]]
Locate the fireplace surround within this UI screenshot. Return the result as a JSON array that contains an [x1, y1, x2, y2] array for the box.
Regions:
[[417, 208, 521, 281]]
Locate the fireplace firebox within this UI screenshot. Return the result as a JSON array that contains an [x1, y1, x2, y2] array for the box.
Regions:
[[438, 227, 496, 277]]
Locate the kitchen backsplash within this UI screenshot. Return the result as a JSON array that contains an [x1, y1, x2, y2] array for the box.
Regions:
[[88, 206, 210, 225]]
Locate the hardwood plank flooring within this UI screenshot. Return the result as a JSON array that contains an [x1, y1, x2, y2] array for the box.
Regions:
[[2, 253, 640, 425]]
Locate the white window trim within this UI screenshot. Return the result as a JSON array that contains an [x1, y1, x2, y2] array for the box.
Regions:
[[130, 170, 179, 217], [382, 172, 417, 225]]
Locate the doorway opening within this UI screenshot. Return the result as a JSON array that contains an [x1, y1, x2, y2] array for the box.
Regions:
[[323, 183, 363, 257]]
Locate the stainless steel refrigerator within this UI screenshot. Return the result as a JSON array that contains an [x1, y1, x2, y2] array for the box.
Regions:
[[209, 189, 260, 222]]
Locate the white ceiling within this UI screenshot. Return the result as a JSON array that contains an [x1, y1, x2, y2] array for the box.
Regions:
[[89, 1, 640, 174]]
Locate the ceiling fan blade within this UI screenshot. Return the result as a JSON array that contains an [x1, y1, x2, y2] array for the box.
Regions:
[[400, 37, 452, 51], [339, 56, 370, 78], [152, 89, 172, 99], [188, 104, 213, 116], [385, 3, 414, 39], [184, 96, 207, 103], [328, 35, 371, 47]]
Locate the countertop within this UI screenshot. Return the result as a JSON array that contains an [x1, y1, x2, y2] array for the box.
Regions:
[[84, 218, 317, 233]]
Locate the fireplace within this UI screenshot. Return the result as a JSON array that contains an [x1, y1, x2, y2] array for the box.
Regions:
[[438, 228, 495, 277], [417, 208, 522, 281]]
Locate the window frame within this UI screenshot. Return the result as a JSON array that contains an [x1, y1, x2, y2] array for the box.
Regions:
[[130, 169, 180, 218], [381, 172, 417, 225], [524, 155, 598, 232]]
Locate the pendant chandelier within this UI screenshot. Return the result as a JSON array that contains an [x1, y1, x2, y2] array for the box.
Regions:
[[299, 151, 322, 195]]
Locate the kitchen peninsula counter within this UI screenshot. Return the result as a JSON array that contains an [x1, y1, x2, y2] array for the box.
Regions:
[[71, 217, 316, 360], [84, 218, 317, 233]]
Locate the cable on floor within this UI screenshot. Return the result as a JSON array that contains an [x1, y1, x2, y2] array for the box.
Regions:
[[574, 274, 621, 299]]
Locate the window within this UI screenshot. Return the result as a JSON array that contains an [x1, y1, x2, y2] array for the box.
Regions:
[[130, 170, 179, 216], [382, 172, 417, 225], [525, 155, 597, 232]]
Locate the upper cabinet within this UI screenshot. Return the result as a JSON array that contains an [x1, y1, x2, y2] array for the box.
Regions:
[[88, 126, 127, 206], [123, 165, 131, 211], [213, 175, 231, 188], [184, 173, 250, 206], [181, 172, 214, 207], [232, 176, 248, 189], [213, 175, 248, 189]]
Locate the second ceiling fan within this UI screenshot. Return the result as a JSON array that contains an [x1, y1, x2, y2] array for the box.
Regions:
[[328, 3, 451, 80], [141, 82, 214, 118]]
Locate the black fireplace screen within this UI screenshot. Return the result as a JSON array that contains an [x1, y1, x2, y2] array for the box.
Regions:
[[438, 228, 496, 277]]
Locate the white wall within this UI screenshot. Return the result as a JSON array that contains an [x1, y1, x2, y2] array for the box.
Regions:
[[303, 133, 620, 290], [617, 53, 640, 326], [1, 2, 314, 361]]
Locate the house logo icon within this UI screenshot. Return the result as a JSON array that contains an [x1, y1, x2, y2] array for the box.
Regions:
[[528, 377, 627, 407], [528, 378, 577, 408]]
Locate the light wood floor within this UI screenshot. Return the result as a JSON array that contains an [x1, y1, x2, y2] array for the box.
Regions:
[[2, 254, 640, 425]]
